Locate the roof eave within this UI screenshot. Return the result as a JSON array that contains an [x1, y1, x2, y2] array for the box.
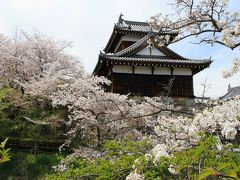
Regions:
[[93, 56, 102, 75], [99, 55, 212, 69], [192, 60, 212, 75]]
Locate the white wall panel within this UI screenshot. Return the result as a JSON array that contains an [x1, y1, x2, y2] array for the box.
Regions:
[[112, 65, 132, 74], [154, 67, 171, 75], [173, 68, 192, 75], [134, 66, 152, 74], [136, 47, 166, 56]]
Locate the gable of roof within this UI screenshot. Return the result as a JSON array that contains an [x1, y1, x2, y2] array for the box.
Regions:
[[114, 33, 186, 59]]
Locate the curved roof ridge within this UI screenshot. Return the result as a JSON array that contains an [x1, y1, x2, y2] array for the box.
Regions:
[[123, 19, 149, 26], [229, 85, 240, 90]]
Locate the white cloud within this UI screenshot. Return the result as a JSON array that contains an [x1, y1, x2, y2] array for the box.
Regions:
[[8, 0, 59, 12]]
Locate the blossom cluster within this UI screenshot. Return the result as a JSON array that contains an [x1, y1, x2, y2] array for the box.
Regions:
[[222, 58, 240, 78], [126, 170, 144, 180], [148, 0, 240, 78], [153, 98, 240, 151]]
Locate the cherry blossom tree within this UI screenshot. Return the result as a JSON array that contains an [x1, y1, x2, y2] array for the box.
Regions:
[[0, 34, 20, 85], [0, 32, 83, 97], [20, 32, 84, 97], [51, 77, 175, 149], [148, 0, 240, 77]]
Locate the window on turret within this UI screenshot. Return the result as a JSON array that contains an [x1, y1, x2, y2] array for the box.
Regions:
[[115, 41, 135, 52]]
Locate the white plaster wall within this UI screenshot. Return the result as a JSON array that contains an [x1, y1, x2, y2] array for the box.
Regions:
[[173, 68, 192, 75], [154, 67, 171, 75], [134, 66, 152, 74], [112, 65, 132, 74], [136, 47, 166, 56]]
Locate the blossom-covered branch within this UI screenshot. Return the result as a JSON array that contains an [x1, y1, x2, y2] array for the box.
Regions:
[[149, 0, 240, 77]]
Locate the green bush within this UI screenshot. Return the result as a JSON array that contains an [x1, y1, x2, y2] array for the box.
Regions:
[[47, 135, 240, 179], [46, 136, 152, 180]]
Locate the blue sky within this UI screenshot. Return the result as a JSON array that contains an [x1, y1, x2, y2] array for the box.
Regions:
[[0, 0, 239, 98]]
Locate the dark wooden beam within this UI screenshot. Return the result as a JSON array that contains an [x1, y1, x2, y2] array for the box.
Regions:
[[132, 65, 135, 74], [151, 66, 154, 75]]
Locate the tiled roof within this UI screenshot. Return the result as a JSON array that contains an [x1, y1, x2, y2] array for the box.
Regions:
[[104, 17, 177, 53], [115, 19, 177, 35], [220, 86, 240, 100], [99, 53, 211, 66], [116, 21, 157, 33], [93, 53, 212, 76]]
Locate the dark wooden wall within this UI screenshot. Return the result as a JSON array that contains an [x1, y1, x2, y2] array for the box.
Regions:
[[111, 73, 194, 98]]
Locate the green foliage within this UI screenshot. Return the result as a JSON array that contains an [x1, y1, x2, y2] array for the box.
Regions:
[[0, 138, 11, 164], [170, 135, 240, 179], [103, 135, 151, 157], [134, 155, 172, 179], [0, 88, 11, 118], [46, 136, 152, 180], [47, 135, 240, 179], [0, 87, 66, 141], [0, 151, 62, 179], [26, 153, 63, 179]]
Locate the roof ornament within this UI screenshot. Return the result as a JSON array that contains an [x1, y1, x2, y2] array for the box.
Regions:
[[149, 27, 154, 35], [147, 37, 154, 50], [118, 13, 124, 25], [228, 83, 231, 92]]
